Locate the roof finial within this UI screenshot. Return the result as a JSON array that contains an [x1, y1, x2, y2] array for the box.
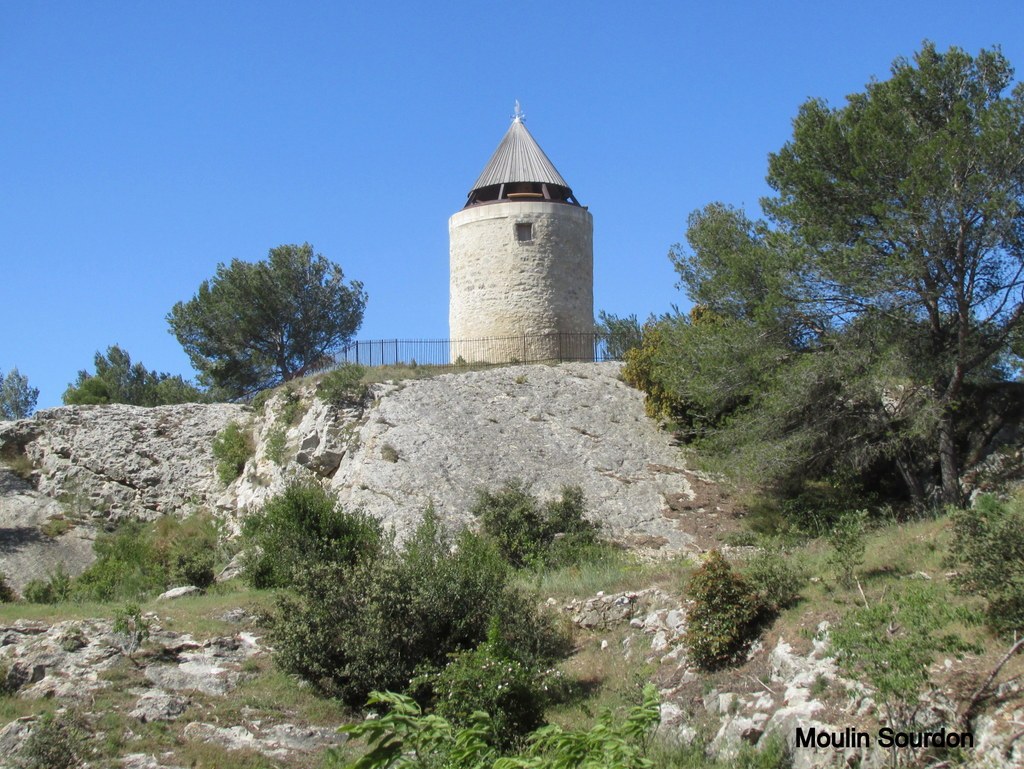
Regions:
[[512, 100, 524, 124]]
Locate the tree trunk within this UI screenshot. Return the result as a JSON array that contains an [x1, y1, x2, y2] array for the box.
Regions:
[[938, 409, 963, 507], [895, 455, 927, 510]]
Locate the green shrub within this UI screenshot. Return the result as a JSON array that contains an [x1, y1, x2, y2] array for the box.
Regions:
[[250, 388, 273, 414], [22, 579, 56, 604], [0, 572, 15, 603], [240, 480, 382, 589], [169, 546, 216, 588], [621, 319, 688, 421], [157, 512, 220, 588], [265, 425, 288, 465], [831, 583, 977, 733], [317, 364, 367, 406], [948, 494, 1024, 636], [826, 509, 867, 588], [741, 548, 805, 613], [72, 514, 219, 601], [487, 588, 573, 668], [18, 711, 85, 769], [112, 602, 151, 658], [212, 421, 253, 484], [473, 480, 600, 569], [47, 565, 73, 602], [21, 565, 72, 604], [684, 550, 766, 670], [432, 641, 547, 749], [332, 684, 662, 769], [279, 385, 305, 424], [72, 521, 162, 601], [269, 512, 567, 707]]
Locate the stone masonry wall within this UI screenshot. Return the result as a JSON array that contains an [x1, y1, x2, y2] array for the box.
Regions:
[[449, 201, 593, 363]]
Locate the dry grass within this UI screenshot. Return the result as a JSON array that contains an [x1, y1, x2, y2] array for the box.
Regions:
[[516, 549, 695, 603], [0, 451, 35, 481]]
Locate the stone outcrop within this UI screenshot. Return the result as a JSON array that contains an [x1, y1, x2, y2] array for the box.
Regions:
[[0, 468, 95, 592], [0, 616, 261, 704], [0, 362, 714, 588], [218, 364, 709, 555], [0, 611, 348, 766], [0, 402, 244, 590], [318, 363, 705, 551], [0, 402, 245, 524], [0, 365, 715, 569], [181, 722, 343, 759], [567, 586, 1024, 769]]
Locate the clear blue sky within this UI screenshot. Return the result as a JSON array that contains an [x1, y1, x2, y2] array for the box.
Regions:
[[3, 1, 1023, 408]]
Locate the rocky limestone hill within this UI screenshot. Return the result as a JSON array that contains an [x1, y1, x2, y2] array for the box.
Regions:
[[0, 363, 725, 590], [1, 363, 1022, 769]]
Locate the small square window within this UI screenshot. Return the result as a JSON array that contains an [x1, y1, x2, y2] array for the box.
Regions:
[[515, 222, 533, 242]]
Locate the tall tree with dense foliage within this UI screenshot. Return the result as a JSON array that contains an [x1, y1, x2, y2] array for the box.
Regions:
[[0, 367, 39, 419], [765, 42, 1024, 504], [63, 345, 205, 406], [167, 243, 367, 397], [658, 43, 1024, 507]]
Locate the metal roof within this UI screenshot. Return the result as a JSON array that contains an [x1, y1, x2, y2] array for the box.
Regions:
[[469, 115, 570, 193]]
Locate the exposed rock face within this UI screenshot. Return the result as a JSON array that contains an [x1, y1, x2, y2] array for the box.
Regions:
[[0, 364, 713, 587], [565, 586, 1023, 769], [323, 363, 703, 552], [0, 468, 95, 592], [220, 363, 709, 554], [0, 617, 261, 704], [0, 614, 334, 767], [181, 722, 344, 759], [0, 402, 245, 590], [0, 402, 245, 523]]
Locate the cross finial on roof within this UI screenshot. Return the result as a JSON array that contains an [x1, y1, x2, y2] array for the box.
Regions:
[[512, 100, 524, 123]]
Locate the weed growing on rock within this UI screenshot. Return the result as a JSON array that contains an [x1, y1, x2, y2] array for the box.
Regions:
[[112, 602, 151, 659], [279, 384, 305, 424], [211, 421, 253, 484], [39, 515, 72, 538], [317, 363, 367, 406], [18, 711, 85, 769], [1, 450, 35, 482], [264, 425, 288, 465], [250, 387, 273, 413]]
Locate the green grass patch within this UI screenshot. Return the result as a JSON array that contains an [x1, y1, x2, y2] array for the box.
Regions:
[[39, 515, 72, 538], [518, 549, 692, 602]]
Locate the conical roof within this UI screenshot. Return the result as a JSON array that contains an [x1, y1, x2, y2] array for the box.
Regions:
[[469, 114, 570, 192]]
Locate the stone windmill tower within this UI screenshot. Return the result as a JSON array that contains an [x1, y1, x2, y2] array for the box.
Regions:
[[449, 104, 594, 363]]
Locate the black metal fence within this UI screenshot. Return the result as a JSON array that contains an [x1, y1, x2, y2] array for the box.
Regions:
[[330, 332, 620, 369]]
